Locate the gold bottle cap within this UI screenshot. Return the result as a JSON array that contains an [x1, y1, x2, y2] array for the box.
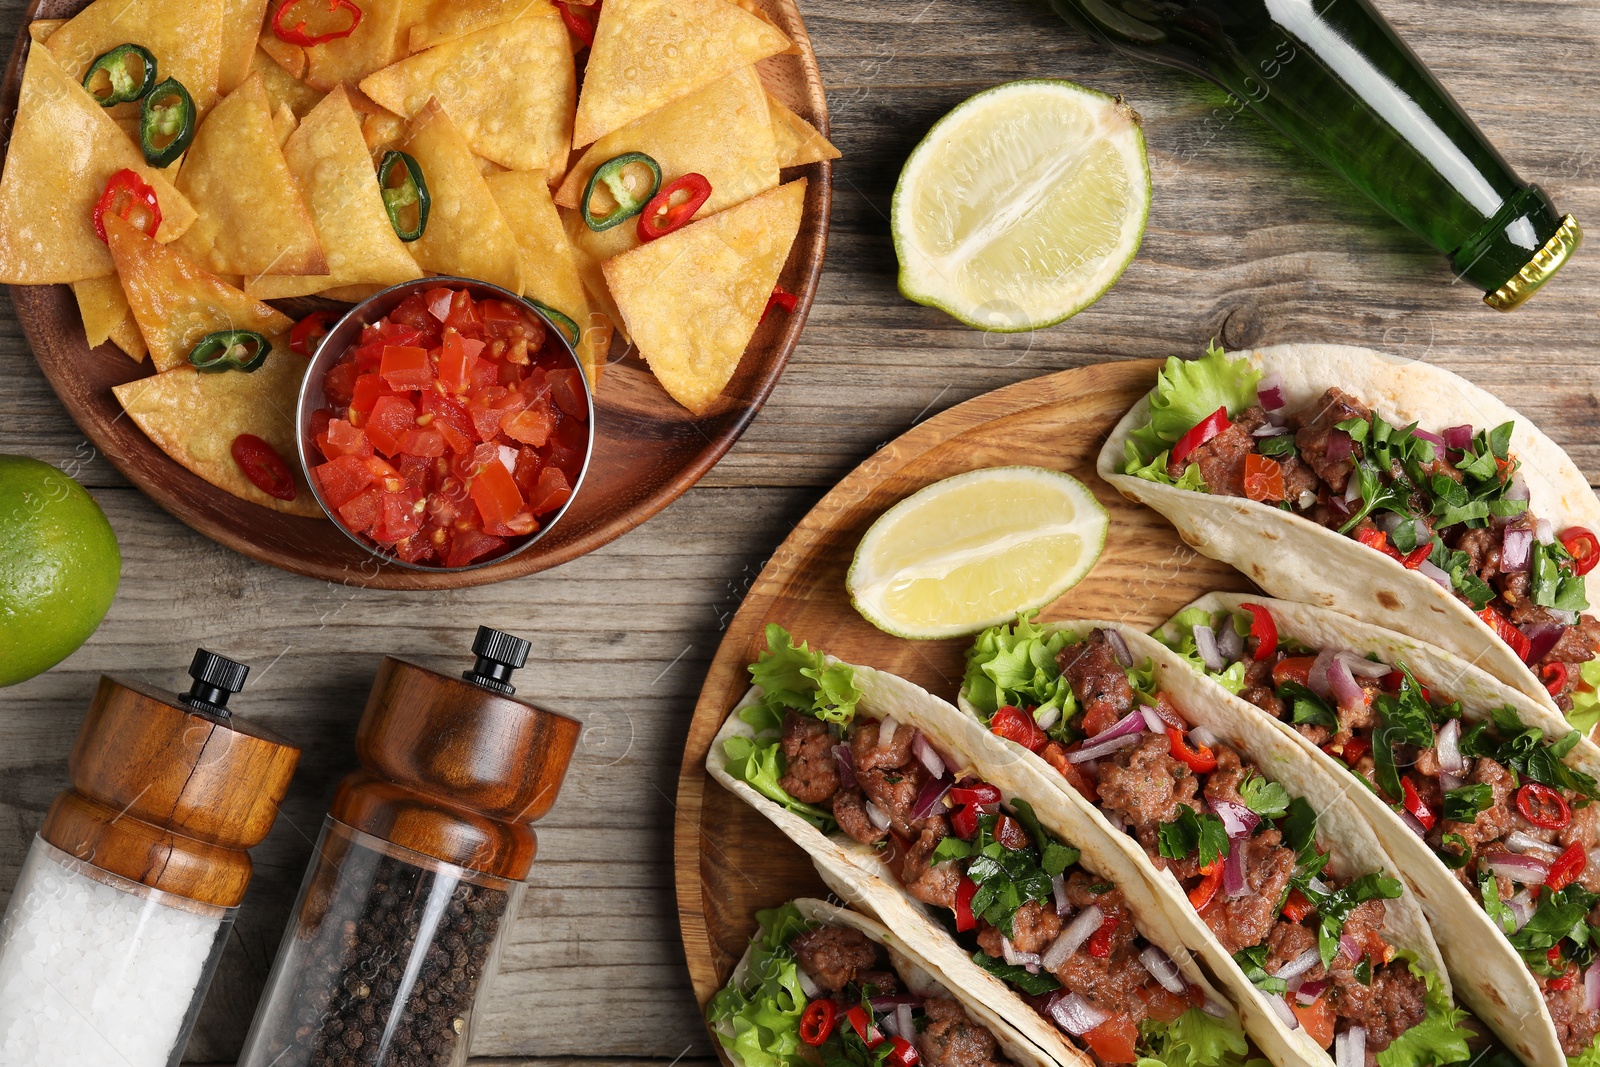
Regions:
[[1484, 214, 1583, 311]]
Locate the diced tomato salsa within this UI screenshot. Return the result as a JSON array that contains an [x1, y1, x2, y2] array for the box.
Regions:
[[309, 287, 589, 568]]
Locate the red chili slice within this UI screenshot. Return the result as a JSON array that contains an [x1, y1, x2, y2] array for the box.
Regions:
[[1561, 527, 1600, 576], [799, 1000, 836, 1046], [93, 169, 162, 243], [290, 310, 339, 356], [553, 0, 599, 47], [953, 877, 978, 931], [1516, 783, 1571, 830], [1478, 606, 1534, 663], [273, 0, 363, 46], [1401, 777, 1436, 831], [1188, 862, 1222, 911], [762, 284, 798, 322], [1171, 406, 1230, 465], [1547, 842, 1587, 890], [1167, 728, 1217, 773], [637, 172, 712, 241], [232, 434, 298, 501], [1543, 662, 1571, 697], [1241, 603, 1277, 661]]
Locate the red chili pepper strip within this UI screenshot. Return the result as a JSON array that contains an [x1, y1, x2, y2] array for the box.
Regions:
[[1401, 543, 1434, 569], [1167, 728, 1218, 773], [289, 310, 339, 357], [1478, 606, 1534, 663], [1241, 603, 1277, 661], [638, 172, 712, 241], [990, 705, 1048, 753], [799, 1000, 836, 1046], [93, 169, 162, 243], [951, 803, 980, 841], [1355, 525, 1406, 562], [232, 434, 298, 501], [953, 877, 978, 932], [762, 284, 798, 322], [1549, 968, 1577, 992], [886, 1035, 920, 1067], [844, 1005, 884, 1048], [1547, 842, 1587, 891], [1171, 406, 1230, 465], [1562, 527, 1600, 577], [1516, 783, 1572, 830], [273, 0, 364, 46], [553, 0, 598, 47], [1282, 888, 1315, 922], [1086, 915, 1119, 959], [1189, 862, 1222, 911], [1401, 777, 1436, 831], [950, 783, 1001, 806], [1543, 662, 1571, 697]]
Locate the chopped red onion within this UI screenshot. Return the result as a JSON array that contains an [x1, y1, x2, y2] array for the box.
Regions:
[[1436, 719, 1464, 775], [1506, 471, 1530, 502], [869, 994, 926, 1010], [797, 968, 821, 999], [1257, 373, 1286, 410], [1264, 992, 1299, 1030], [1001, 935, 1042, 968], [1418, 558, 1453, 591], [1328, 495, 1354, 525], [1509, 888, 1537, 932], [1193, 625, 1225, 672], [912, 730, 947, 778], [1043, 905, 1103, 971], [1440, 772, 1464, 792], [1308, 649, 1338, 699], [1336, 1026, 1366, 1067], [1326, 656, 1366, 714], [1140, 946, 1187, 994], [896, 1004, 915, 1042], [1589, 848, 1600, 871], [1552, 609, 1579, 627], [1035, 705, 1062, 732], [1486, 850, 1550, 885], [1141, 706, 1167, 734], [1326, 429, 1353, 465], [1295, 978, 1328, 1005], [1502, 528, 1533, 572], [1273, 947, 1322, 982], [1202, 998, 1229, 1019], [1252, 424, 1292, 438], [1210, 799, 1261, 838], [879, 1010, 900, 1039], [1344, 475, 1363, 504], [877, 716, 898, 751], [1523, 623, 1566, 664], [1375, 511, 1403, 535], [834, 743, 857, 791], [1052, 874, 1070, 916], [865, 801, 892, 832], [1223, 841, 1248, 898], [1266, 410, 1290, 428], [1399, 809, 1428, 838], [1104, 629, 1133, 668], [1307, 877, 1332, 895], [1442, 424, 1474, 450], [1505, 831, 1562, 860], [1339, 933, 1362, 961], [912, 774, 954, 820], [1411, 428, 1446, 451], [1190, 725, 1219, 749], [1412, 516, 1431, 544], [1537, 518, 1555, 545], [1338, 652, 1391, 679], [1586, 963, 1600, 1013], [1217, 623, 1244, 662], [1067, 733, 1138, 764], [1048, 992, 1110, 1036]]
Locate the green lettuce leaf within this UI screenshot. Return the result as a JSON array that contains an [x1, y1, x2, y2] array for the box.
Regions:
[[1125, 441, 1209, 491], [749, 623, 861, 726], [1568, 658, 1600, 736], [722, 734, 837, 833], [1125, 341, 1263, 466], [1136, 1007, 1257, 1067], [1569, 1033, 1600, 1067], [1153, 607, 1249, 694], [962, 612, 1079, 731], [706, 903, 815, 1067], [1373, 957, 1472, 1067]]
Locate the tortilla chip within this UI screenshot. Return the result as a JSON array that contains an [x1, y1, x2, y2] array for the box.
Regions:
[[113, 348, 322, 516], [767, 93, 839, 167], [108, 312, 149, 362], [27, 20, 64, 42], [72, 276, 133, 352], [47, 0, 225, 118], [258, 31, 306, 80], [270, 0, 406, 93], [272, 102, 299, 145], [360, 12, 574, 174], [557, 66, 778, 226], [602, 178, 803, 414], [220, 0, 274, 94], [0, 44, 197, 284], [562, 207, 628, 344], [573, 0, 789, 146], [175, 72, 328, 277], [485, 170, 603, 382], [251, 47, 324, 118], [248, 88, 423, 300], [400, 101, 523, 294], [727, 0, 798, 54], [405, 0, 553, 50], [105, 213, 295, 372]]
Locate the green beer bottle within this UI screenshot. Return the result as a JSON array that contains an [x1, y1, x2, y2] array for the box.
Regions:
[[1048, 0, 1581, 308]]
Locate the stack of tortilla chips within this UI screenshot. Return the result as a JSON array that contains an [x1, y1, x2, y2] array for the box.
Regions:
[[0, 0, 836, 514]]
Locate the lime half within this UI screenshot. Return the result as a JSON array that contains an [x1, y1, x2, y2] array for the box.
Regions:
[[847, 466, 1108, 639], [892, 79, 1150, 332]]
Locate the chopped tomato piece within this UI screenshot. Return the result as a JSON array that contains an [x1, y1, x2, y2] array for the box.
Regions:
[[1291, 996, 1336, 1050], [444, 529, 507, 568], [349, 373, 395, 416], [436, 328, 477, 393], [380, 345, 432, 390], [548, 368, 588, 419], [469, 459, 524, 527], [312, 454, 376, 508], [1243, 453, 1285, 502], [1139, 984, 1195, 1024], [336, 487, 382, 534], [844, 1005, 884, 1048], [397, 427, 446, 458], [323, 361, 360, 407], [1086, 915, 1118, 958], [989, 705, 1048, 753], [528, 467, 573, 516], [953, 877, 978, 931], [951, 803, 980, 841], [1082, 1013, 1139, 1065], [1272, 656, 1316, 687], [317, 418, 373, 459], [949, 783, 1001, 806], [503, 402, 556, 447], [370, 487, 423, 544], [366, 394, 418, 455], [993, 814, 1031, 851], [1041, 741, 1099, 802], [1549, 967, 1577, 992]]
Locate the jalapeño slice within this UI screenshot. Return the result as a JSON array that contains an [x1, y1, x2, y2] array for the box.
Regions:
[[83, 44, 157, 107], [379, 150, 430, 242], [528, 300, 579, 347], [140, 78, 196, 167], [190, 330, 271, 373], [580, 152, 662, 231]]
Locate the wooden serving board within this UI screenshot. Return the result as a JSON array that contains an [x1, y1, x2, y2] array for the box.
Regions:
[[672, 359, 1256, 1029], [0, 0, 832, 589]]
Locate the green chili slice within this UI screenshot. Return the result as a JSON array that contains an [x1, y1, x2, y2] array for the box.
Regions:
[[189, 330, 271, 373], [140, 78, 196, 167], [580, 152, 662, 231], [83, 44, 157, 107], [529, 300, 579, 347], [379, 151, 430, 242]]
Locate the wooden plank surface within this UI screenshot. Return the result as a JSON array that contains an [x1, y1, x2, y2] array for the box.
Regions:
[[0, 0, 1596, 1061]]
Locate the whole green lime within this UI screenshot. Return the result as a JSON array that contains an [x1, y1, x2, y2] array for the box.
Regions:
[[0, 455, 121, 687]]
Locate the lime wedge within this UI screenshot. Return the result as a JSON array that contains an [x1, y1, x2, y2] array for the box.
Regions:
[[892, 79, 1150, 332], [847, 466, 1108, 639]]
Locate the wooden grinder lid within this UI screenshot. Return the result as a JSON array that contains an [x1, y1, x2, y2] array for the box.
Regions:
[[330, 627, 582, 881], [40, 650, 302, 909]]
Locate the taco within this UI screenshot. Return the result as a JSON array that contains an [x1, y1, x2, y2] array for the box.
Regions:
[[1154, 593, 1600, 1067], [956, 618, 1475, 1067], [1096, 342, 1600, 719], [707, 896, 1047, 1067], [708, 626, 1263, 1067]]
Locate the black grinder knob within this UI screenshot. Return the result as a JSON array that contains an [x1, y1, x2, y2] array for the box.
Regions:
[[462, 626, 530, 696], [181, 649, 250, 716]]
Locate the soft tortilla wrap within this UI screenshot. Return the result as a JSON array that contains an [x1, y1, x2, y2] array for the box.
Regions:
[[708, 669, 1250, 1067], [1096, 343, 1600, 713], [1157, 592, 1600, 1067]]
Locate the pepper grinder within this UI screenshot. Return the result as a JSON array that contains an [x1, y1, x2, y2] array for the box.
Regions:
[[0, 650, 301, 1067], [238, 626, 582, 1067]]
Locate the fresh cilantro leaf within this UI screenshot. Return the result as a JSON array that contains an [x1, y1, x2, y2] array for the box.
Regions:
[[1010, 798, 1080, 877], [1438, 833, 1471, 870], [972, 951, 1061, 996], [1280, 681, 1337, 730], [1280, 796, 1319, 858], [1489, 422, 1514, 460], [1232, 945, 1287, 995], [1457, 714, 1600, 800], [1508, 884, 1600, 959], [1158, 807, 1230, 868], [1259, 435, 1297, 458], [1442, 784, 1494, 822], [1354, 959, 1372, 985], [1479, 874, 1518, 935], [1371, 665, 1436, 800], [1238, 774, 1291, 819], [1302, 872, 1404, 967], [930, 836, 974, 866]]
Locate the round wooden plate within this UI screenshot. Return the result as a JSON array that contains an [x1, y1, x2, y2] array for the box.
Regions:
[[1, 0, 833, 589], [672, 359, 1258, 1027]]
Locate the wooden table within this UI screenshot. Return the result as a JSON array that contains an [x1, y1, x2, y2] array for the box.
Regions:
[[0, 0, 1595, 1062]]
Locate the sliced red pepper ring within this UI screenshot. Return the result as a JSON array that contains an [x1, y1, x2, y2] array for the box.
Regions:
[[290, 310, 339, 357], [553, 0, 600, 47], [1516, 783, 1571, 830], [1171, 406, 1230, 465], [1543, 662, 1571, 697], [1547, 842, 1587, 891], [762, 283, 798, 322], [799, 999, 836, 1046], [1401, 777, 1436, 831], [1167, 727, 1217, 773], [1240, 603, 1277, 661], [93, 169, 162, 243], [232, 434, 298, 501], [1561, 527, 1600, 577], [637, 172, 712, 241], [273, 0, 364, 46]]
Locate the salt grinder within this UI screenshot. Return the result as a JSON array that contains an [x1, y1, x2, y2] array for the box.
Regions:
[[0, 650, 301, 1067], [238, 627, 582, 1067]]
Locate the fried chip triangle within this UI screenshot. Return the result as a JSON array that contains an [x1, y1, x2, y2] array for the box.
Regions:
[[113, 344, 321, 516], [219, 0, 273, 94], [248, 87, 422, 300], [557, 66, 778, 222], [72, 276, 134, 352], [47, 0, 226, 117], [573, 0, 790, 146], [0, 43, 197, 284], [405, 0, 550, 51], [361, 10, 574, 174], [264, 0, 405, 93], [602, 178, 804, 415], [105, 213, 295, 372], [767, 92, 840, 168], [400, 100, 524, 295], [175, 72, 328, 277]]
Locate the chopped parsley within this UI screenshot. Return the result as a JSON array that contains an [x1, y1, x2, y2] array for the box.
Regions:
[[1158, 807, 1230, 868], [1441, 784, 1494, 823], [972, 951, 1061, 995], [1302, 872, 1405, 967], [1238, 774, 1291, 819], [1530, 539, 1590, 612], [944, 803, 1081, 938], [1457, 706, 1598, 799], [1371, 666, 1437, 801], [1232, 944, 1287, 995], [1282, 681, 1337, 731]]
